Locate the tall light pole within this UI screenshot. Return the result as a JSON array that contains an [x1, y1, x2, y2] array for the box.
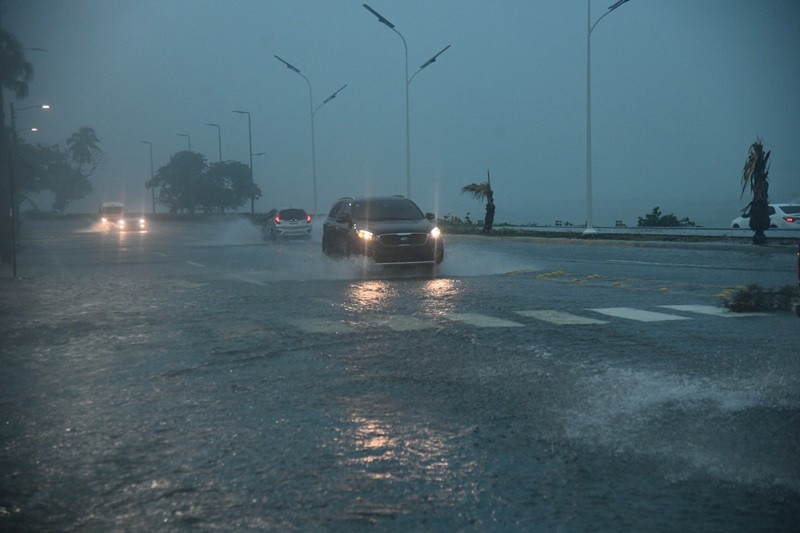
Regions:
[[7, 103, 50, 278], [232, 110, 255, 214], [204, 122, 222, 162], [363, 4, 450, 199], [275, 55, 347, 217], [141, 141, 155, 213], [177, 133, 191, 151], [585, 0, 631, 234]]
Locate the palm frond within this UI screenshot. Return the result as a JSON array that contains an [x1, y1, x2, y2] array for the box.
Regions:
[[461, 182, 490, 200]]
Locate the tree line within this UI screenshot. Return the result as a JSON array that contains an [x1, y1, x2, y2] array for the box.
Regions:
[[146, 151, 262, 214]]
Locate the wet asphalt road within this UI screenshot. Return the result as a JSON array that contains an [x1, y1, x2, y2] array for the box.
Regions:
[[1, 217, 798, 531]]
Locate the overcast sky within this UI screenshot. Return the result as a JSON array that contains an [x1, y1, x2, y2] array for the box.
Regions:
[[4, 0, 799, 226]]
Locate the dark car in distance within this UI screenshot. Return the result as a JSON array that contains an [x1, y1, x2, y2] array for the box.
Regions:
[[322, 195, 444, 266], [263, 208, 313, 240]]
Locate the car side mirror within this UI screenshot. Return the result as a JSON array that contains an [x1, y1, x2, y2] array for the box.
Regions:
[[425, 212, 436, 222]]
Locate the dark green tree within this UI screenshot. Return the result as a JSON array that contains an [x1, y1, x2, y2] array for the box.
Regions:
[[150, 155, 262, 214], [150, 151, 207, 213], [202, 160, 261, 213], [66, 126, 103, 178], [462, 169, 495, 234], [739, 139, 770, 245], [14, 139, 94, 213], [0, 28, 34, 263]]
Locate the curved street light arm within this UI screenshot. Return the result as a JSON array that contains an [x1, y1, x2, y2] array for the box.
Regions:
[[315, 84, 348, 115], [410, 44, 451, 84], [590, 0, 631, 34]]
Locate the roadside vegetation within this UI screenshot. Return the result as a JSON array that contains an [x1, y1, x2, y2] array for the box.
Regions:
[[720, 284, 799, 313], [146, 151, 260, 214], [461, 169, 495, 234], [739, 138, 771, 245], [637, 206, 695, 227]]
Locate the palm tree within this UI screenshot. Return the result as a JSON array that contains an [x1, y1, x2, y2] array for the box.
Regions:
[[66, 126, 103, 177], [462, 169, 495, 234], [0, 28, 35, 264], [740, 139, 770, 245]]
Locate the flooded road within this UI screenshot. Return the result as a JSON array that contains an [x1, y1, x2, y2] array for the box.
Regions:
[[1, 217, 798, 530]]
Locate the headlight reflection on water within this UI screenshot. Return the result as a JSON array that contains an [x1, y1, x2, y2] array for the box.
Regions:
[[421, 278, 460, 318], [337, 414, 475, 489], [344, 280, 396, 313]]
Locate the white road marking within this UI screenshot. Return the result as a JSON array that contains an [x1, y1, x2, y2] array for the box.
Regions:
[[590, 307, 690, 322], [361, 315, 436, 331], [289, 318, 355, 334], [448, 313, 525, 328], [659, 304, 768, 317], [185, 261, 204, 267], [516, 310, 607, 325]]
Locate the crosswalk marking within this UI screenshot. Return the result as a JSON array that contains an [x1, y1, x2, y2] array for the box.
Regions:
[[448, 313, 525, 328], [360, 314, 436, 331], [283, 305, 766, 334], [658, 304, 767, 318], [589, 307, 690, 322], [516, 310, 607, 325]]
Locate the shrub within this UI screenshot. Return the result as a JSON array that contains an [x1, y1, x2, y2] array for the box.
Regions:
[[637, 206, 695, 227], [721, 284, 799, 312]]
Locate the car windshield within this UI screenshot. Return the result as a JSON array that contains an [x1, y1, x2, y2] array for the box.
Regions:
[[279, 209, 307, 220], [779, 205, 800, 214], [101, 207, 124, 216], [350, 199, 424, 221]]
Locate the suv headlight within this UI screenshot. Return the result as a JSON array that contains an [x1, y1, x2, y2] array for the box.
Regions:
[[357, 229, 374, 241], [430, 227, 441, 239]]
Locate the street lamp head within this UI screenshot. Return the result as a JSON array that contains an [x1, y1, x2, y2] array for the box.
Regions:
[[232, 110, 249, 116], [274, 55, 301, 74], [608, 0, 631, 10], [322, 84, 348, 105], [419, 44, 451, 70], [363, 4, 395, 29], [41, 104, 50, 110]]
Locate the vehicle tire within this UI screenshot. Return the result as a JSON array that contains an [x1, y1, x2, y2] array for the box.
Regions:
[[322, 234, 331, 255], [732, 224, 740, 229]]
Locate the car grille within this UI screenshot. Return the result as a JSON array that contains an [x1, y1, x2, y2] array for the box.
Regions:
[[378, 233, 428, 247]]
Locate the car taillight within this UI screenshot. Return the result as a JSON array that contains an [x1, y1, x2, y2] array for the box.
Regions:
[[785, 217, 796, 223], [306, 215, 312, 222], [274, 216, 281, 223]]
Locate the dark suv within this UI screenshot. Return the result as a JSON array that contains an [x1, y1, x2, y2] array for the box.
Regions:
[[322, 196, 444, 265]]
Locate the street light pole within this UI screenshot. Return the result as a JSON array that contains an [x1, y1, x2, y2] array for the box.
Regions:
[[204, 122, 222, 162], [141, 141, 155, 213], [7, 103, 50, 278], [275, 55, 347, 218], [363, 4, 409, 197], [363, 4, 449, 199], [177, 133, 191, 151], [585, 0, 631, 234], [232, 110, 254, 214]]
